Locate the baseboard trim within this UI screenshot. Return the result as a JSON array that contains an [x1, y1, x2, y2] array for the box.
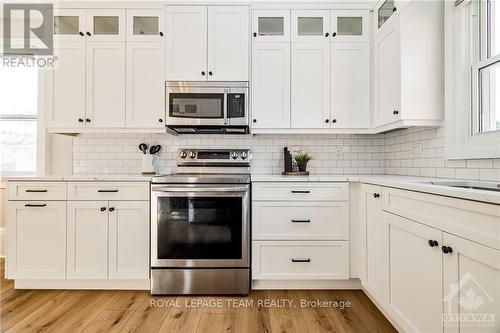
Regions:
[[252, 278, 361, 290], [14, 279, 150, 290]]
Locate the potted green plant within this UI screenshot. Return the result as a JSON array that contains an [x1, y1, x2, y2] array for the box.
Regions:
[[293, 152, 312, 172]]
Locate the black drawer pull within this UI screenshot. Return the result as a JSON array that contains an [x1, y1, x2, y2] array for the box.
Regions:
[[25, 189, 48, 193], [291, 258, 311, 263], [97, 189, 119, 193], [291, 219, 311, 223], [25, 204, 47, 207], [291, 190, 310, 194]]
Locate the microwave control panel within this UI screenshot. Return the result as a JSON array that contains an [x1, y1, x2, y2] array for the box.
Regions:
[[228, 94, 245, 118]]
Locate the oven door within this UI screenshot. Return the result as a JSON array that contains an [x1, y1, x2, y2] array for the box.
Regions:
[[166, 87, 228, 126], [151, 184, 250, 268]]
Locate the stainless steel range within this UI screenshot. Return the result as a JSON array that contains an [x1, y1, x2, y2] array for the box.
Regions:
[[150, 149, 251, 295]]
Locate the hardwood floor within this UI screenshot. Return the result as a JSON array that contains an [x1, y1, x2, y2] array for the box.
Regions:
[[0, 260, 396, 333]]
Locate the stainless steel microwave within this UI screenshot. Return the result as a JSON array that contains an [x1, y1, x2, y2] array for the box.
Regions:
[[165, 81, 249, 134]]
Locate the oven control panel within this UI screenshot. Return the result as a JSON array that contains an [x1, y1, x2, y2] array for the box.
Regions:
[[177, 149, 250, 165]]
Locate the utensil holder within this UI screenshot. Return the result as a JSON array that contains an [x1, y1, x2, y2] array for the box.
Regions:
[[142, 154, 158, 174]]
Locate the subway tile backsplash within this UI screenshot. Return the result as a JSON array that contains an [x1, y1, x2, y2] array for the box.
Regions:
[[72, 127, 500, 181]]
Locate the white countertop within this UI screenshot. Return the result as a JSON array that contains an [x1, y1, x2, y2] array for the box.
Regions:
[[3, 173, 499, 205]]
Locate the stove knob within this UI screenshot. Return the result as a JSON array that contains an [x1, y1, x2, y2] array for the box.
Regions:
[[231, 152, 239, 160], [240, 151, 248, 160], [179, 151, 187, 159], [189, 151, 196, 159]]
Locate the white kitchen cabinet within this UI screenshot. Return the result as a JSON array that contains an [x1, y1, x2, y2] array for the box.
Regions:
[[86, 42, 126, 128], [291, 42, 330, 129], [53, 9, 86, 42], [442, 233, 500, 333], [67, 201, 109, 279], [165, 6, 208, 81], [331, 43, 370, 128], [126, 42, 166, 128], [291, 10, 330, 43], [86, 9, 126, 42], [126, 9, 165, 42], [108, 201, 149, 279], [251, 43, 290, 128], [47, 42, 86, 128], [331, 10, 369, 43], [382, 212, 444, 333], [373, 1, 443, 128], [252, 10, 290, 43], [6, 201, 66, 279], [207, 6, 249, 81], [359, 185, 384, 302]]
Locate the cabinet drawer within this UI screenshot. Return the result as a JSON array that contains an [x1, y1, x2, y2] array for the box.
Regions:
[[252, 241, 349, 280], [67, 182, 149, 201], [382, 187, 500, 251], [8, 182, 66, 201], [252, 182, 348, 201], [252, 202, 348, 240]]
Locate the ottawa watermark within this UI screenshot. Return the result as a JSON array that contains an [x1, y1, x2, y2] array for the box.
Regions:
[[443, 273, 496, 329], [2, 3, 56, 68], [150, 298, 352, 310]]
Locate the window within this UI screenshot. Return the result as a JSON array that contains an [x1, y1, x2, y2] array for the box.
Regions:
[[473, 0, 500, 133], [0, 64, 38, 173]]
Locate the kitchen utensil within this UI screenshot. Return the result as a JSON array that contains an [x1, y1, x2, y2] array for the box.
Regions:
[[150, 145, 161, 155], [139, 143, 148, 154]]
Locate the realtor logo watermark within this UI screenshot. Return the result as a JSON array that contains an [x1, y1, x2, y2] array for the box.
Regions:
[[443, 273, 496, 329]]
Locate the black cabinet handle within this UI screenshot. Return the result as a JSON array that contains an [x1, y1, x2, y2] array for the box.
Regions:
[[208, 71, 213, 76], [26, 189, 48, 193], [441, 246, 453, 254], [325, 32, 329, 37], [201, 71, 206, 76], [109, 207, 115, 212], [253, 119, 257, 123], [428, 240, 439, 247], [253, 32, 257, 37], [325, 119, 329, 123], [25, 204, 47, 207], [79, 31, 84, 36], [100, 207, 107, 212], [393, 7, 397, 12], [86, 32, 91, 36], [78, 118, 84, 123], [159, 32, 164, 36], [393, 110, 399, 115], [97, 189, 118, 193], [158, 118, 163, 123], [291, 219, 311, 223], [332, 119, 337, 123], [332, 32, 337, 37], [291, 258, 311, 263], [291, 190, 310, 194], [86, 118, 91, 122], [373, 193, 380, 198]]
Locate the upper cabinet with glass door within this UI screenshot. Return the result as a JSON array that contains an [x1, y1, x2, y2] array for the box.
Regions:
[[252, 10, 290, 42], [126, 9, 165, 42], [331, 10, 369, 43], [53, 9, 86, 41], [291, 10, 330, 43], [86, 9, 125, 41], [374, 0, 407, 37]]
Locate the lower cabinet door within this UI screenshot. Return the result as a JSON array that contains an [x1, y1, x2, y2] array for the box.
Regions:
[[67, 201, 109, 279], [252, 240, 349, 280], [108, 201, 149, 279], [382, 212, 443, 333], [442, 233, 500, 333], [7, 201, 66, 279]]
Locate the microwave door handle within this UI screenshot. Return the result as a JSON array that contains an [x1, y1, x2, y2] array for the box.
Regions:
[[223, 89, 228, 125]]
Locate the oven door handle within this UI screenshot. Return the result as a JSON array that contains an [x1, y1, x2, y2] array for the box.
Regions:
[[223, 88, 228, 125], [152, 186, 249, 193]]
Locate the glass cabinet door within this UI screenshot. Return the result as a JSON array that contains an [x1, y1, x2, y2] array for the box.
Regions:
[[86, 9, 125, 41], [126, 9, 165, 41], [291, 10, 330, 43], [53, 9, 85, 41], [332, 10, 369, 43], [378, 0, 396, 29], [252, 10, 290, 42]]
